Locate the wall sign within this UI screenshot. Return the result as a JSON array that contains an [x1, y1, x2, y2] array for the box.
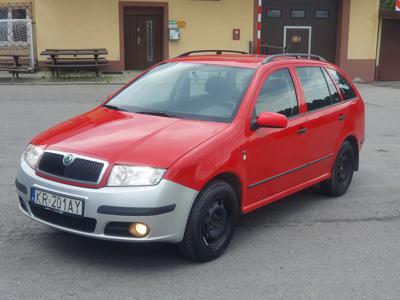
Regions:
[[169, 20, 180, 41], [396, 0, 400, 11]]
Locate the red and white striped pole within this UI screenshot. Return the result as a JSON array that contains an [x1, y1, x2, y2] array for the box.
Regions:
[[256, 0, 262, 54]]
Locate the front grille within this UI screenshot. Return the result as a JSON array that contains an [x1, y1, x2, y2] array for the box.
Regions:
[[38, 152, 104, 184], [29, 204, 97, 233]]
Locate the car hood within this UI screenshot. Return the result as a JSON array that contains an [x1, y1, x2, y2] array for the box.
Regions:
[[32, 107, 228, 168]]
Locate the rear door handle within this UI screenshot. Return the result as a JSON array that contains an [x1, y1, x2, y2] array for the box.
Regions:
[[338, 114, 346, 121], [297, 127, 307, 135]]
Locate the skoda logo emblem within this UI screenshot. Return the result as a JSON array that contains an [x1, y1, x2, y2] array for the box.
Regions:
[[63, 154, 75, 166]]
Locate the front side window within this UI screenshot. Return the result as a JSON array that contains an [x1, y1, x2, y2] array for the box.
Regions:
[[296, 67, 332, 111], [107, 62, 254, 123], [255, 68, 299, 117], [327, 68, 357, 100]]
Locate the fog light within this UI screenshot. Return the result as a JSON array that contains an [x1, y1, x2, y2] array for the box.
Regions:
[[129, 222, 150, 237]]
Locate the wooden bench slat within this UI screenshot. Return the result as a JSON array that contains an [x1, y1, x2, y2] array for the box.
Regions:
[[46, 64, 106, 68]]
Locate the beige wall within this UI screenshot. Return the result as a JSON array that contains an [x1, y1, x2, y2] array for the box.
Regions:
[[168, 0, 253, 57], [347, 0, 379, 60], [31, 0, 253, 64]]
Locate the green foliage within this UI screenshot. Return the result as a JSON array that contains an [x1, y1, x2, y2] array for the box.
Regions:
[[380, 0, 395, 10]]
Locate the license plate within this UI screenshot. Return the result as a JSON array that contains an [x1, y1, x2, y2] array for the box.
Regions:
[[31, 188, 84, 217]]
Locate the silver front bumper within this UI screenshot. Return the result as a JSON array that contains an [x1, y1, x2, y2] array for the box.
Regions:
[[16, 159, 198, 243]]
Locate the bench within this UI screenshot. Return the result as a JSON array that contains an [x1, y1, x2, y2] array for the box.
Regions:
[[40, 48, 109, 78], [0, 54, 32, 78]]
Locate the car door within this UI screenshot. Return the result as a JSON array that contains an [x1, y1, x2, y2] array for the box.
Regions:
[[245, 66, 309, 208], [294, 65, 347, 180]]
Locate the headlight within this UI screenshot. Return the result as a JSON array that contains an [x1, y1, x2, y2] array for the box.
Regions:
[[23, 144, 44, 170], [107, 165, 166, 187]]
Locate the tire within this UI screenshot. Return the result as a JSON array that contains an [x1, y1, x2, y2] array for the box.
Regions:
[[320, 141, 356, 197], [178, 180, 239, 262]]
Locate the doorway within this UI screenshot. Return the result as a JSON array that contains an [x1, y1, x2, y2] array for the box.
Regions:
[[123, 6, 164, 70], [261, 0, 338, 62], [378, 18, 400, 81]]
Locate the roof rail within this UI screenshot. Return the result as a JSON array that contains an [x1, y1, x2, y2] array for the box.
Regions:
[[177, 50, 248, 57], [263, 53, 327, 64]]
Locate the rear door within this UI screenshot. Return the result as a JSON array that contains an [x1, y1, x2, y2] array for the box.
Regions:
[[294, 65, 346, 179], [245, 66, 309, 207]]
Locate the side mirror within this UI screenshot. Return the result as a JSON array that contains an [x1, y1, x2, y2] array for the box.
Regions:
[[256, 112, 288, 129]]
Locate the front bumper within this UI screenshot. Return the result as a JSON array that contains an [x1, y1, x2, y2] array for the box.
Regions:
[[16, 159, 198, 243]]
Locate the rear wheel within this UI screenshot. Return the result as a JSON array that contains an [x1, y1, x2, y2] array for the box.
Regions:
[[320, 141, 356, 197], [178, 180, 238, 262]]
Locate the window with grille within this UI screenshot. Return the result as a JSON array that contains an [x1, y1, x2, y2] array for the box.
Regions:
[[0, 5, 31, 46]]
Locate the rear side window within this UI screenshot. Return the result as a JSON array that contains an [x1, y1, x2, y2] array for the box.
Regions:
[[255, 68, 298, 117], [296, 67, 332, 111], [327, 68, 357, 100]]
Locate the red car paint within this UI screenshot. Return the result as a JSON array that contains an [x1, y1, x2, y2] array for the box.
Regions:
[[31, 55, 365, 214]]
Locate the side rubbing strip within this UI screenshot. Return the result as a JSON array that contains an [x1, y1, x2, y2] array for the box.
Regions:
[[248, 153, 334, 189], [97, 204, 176, 216]]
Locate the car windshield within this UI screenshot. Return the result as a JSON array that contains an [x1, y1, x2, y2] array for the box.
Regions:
[[106, 62, 255, 122]]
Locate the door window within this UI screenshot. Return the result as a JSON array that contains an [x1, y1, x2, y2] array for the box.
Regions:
[[296, 67, 333, 111], [146, 20, 153, 62], [291, 10, 306, 18], [266, 9, 281, 18], [327, 68, 356, 100], [255, 68, 298, 117]]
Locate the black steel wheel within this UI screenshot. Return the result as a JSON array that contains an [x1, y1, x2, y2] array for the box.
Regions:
[[178, 180, 239, 262], [320, 141, 356, 197]]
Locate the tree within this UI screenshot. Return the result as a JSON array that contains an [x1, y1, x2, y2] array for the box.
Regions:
[[380, 0, 395, 10]]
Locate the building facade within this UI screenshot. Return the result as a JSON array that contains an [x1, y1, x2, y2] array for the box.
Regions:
[[0, 0, 397, 81]]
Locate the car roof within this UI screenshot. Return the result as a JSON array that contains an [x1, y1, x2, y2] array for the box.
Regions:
[[168, 54, 330, 69]]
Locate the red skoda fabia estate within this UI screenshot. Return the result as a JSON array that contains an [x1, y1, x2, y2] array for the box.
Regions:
[[16, 51, 365, 261]]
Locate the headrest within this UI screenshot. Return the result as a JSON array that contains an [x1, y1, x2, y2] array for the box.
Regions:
[[205, 76, 232, 96]]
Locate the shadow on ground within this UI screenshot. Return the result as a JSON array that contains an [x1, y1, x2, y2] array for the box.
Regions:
[[38, 186, 328, 268]]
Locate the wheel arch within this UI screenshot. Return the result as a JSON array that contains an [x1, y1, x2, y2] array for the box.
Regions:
[[209, 172, 243, 214], [344, 135, 359, 171]]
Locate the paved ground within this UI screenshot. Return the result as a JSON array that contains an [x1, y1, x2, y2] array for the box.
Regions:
[[0, 83, 399, 299], [0, 71, 140, 85]]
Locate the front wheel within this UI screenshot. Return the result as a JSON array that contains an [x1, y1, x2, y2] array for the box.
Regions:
[[320, 141, 356, 197], [178, 180, 239, 262]]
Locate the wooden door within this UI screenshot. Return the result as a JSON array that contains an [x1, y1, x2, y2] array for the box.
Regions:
[[378, 19, 400, 81], [124, 8, 163, 70]]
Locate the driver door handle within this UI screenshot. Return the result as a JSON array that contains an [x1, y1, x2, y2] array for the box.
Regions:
[[338, 114, 346, 121], [297, 127, 307, 135]]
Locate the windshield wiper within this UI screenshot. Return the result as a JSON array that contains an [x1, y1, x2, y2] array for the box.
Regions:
[[103, 104, 128, 112], [135, 111, 181, 119]]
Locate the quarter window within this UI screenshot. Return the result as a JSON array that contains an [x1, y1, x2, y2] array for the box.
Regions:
[[327, 68, 357, 100], [322, 68, 341, 103], [296, 67, 332, 111], [255, 68, 299, 118]]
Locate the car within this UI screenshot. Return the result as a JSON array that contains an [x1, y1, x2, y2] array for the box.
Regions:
[[15, 50, 365, 262]]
